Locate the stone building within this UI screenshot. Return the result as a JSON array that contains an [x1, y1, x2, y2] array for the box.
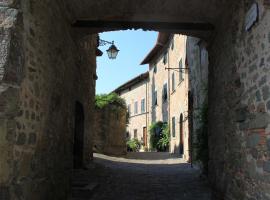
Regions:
[[141, 33, 190, 160], [114, 72, 149, 146], [1, 1, 270, 199]]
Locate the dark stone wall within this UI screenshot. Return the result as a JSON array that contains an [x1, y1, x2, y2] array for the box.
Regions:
[[93, 105, 127, 156], [208, 0, 270, 199], [0, 0, 97, 199]]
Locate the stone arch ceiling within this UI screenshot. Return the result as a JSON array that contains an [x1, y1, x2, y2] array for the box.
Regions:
[[67, 0, 230, 37]]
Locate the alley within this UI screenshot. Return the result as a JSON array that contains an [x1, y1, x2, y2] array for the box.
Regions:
[[72, 153, 212, 200]]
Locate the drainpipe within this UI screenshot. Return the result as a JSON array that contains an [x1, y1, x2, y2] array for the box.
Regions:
[[167, 43, 171, 153]]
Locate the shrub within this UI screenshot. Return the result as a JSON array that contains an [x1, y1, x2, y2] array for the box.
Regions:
[[127, 138, 141, 152], [156, 123, 170, 152], [95, 93, 129, 125], [149, 121, 170, 152]]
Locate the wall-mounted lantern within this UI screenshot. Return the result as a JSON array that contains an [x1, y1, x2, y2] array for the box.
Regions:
[[99, 39, 120, 59]]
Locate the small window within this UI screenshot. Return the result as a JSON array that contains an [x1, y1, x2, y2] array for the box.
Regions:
[[134, 129, 138, 138], [172, 117, 176, 137], [172, 73, 175, 92], [171, 38, 174, 50], [153, 91, 157, 106], [162, 83, 168, 102], [179, 59, 184, 82], [163, 51, 168, 64], [153, 64, 157, 73], [134, 102, 138, 114], [141, 99, 145, 113], [128, 104, 131, 114]]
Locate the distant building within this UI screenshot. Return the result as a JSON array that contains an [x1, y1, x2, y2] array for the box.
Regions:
[[112, 33, 209, 162], [114, 72, 149, 146], [141, 33, 190, 160]]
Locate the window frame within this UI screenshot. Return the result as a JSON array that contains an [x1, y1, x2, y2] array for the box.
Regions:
[[172, 117, 176, 138], [141, 99, 145, 113], [134, 101, 138, 114], [162, 83, 168, 103]]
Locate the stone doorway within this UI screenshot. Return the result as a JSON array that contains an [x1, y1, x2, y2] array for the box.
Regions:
[[74, 101, 85, 169]]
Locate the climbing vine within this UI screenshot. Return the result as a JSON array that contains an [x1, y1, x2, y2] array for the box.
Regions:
[[193, 102, 208, 175]]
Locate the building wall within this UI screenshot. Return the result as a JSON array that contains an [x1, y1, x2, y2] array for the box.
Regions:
[[168, 35, 190, 161], [148, 46, 169, 125], [208, 1, 270, 199], [119, 80, 148, 144], [187, 37, 209, 163], [93, 105, 127, 156], [0, 0, 97, 199]]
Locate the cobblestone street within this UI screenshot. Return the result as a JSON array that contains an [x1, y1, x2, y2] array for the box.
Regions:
[[72, 153, 212, 200]]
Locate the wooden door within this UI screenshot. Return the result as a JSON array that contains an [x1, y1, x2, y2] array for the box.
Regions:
[[143, 127, 147, 146]]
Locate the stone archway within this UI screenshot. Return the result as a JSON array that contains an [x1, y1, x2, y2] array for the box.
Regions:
[[0, 1, 270, 200]]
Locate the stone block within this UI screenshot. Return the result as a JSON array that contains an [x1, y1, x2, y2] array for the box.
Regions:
[[16, 132, 26, 145], [247, 134, 260, 148], [263, 161, 270, 173], [0, 186, 10, 200], [262, 85, 270, 101], [248, 113, 270, 129]]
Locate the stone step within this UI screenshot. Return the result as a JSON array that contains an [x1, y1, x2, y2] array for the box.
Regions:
[[72, 182, 99, 199]]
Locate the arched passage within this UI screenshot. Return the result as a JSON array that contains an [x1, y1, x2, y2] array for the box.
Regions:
[[0, 1, 269, 200]]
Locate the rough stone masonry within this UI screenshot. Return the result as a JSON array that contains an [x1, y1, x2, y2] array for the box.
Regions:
[[0, 0, 97, 199], [0, 0, 270, 200]]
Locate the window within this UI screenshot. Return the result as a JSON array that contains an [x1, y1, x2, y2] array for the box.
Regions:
[[171, 38, 174, 50], [153, 64, 157, 73], [141, 99, 145, 113], [134, 129, 138, 138], [162, 83, 168, 102], [128, 104, 131, 114], [172, 73, 175, 92], [163, 51, 168, 64], [134, 101, 138, 114], [153, 90, 157, 106], [172, 117, 176, 137], [179, 59, 184, 82]]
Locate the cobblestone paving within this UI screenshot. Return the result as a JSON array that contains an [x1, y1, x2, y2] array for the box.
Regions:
[[73, 153, 212, 200]]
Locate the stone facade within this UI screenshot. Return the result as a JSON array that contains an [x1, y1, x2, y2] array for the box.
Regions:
[[0, 0, 270, 199], [93, 105, 127, 156], [208, 1, 270, 199], [186, 37, 209, 164], [0, 0, 97, 199], [141, 34, 190, 160], [114, 72, 149, 146]]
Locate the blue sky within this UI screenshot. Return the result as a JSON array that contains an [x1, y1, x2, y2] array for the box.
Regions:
[[96, 30, 157, 94]]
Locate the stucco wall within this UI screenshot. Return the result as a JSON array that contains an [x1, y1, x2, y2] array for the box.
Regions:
[[168, 35, 190, 160], [119, 80, 148, 144], [208, 1, 270, 199], [0, 0, 97, 199]]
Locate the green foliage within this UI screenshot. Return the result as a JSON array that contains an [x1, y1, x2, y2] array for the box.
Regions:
[[127, 138, 141, 152], [156, 124, 170, 152], [194, 102, 208, 175], [95, 93, 126, 109], [149, 121, 170, 152], [95, 93, 129, 125]]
